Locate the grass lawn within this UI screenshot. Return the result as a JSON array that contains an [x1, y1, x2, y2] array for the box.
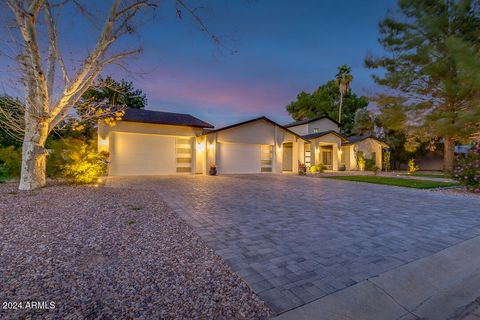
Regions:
[[401, 172, 449, 179], [324, 175, 459, 189]]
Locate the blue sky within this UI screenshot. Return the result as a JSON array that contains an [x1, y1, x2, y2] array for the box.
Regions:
[[0, 0, 397, 127]]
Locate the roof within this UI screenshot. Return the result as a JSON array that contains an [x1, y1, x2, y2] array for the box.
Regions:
[[202, 116, 308, 141], [301, 130, 348, 142], [344, 135, 389, 147], [120, 108, 214, 128], [284, 115, 340, 128]]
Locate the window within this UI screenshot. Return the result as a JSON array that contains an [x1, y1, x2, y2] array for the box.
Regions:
[[313, 128, 319, 133], [305, 143, 311, 166]]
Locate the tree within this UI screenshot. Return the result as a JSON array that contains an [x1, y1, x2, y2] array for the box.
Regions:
[[79, 76, 147, 112], [353, 108, 375, 135], [2, 0, 216, 190], [286, 80, 368, 135], [63, 76, 148, 140], [366, 0, 480, 171], [335, 65, 353, 123], [0, 95, 24, 149]]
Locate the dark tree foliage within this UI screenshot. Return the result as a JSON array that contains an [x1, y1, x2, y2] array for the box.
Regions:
[[53, 76, 147, 141], [366, 0, 480, 171], [286, 80, 368, 135]]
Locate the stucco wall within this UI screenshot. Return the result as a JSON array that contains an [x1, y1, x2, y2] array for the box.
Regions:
[[288, 124, 308, 136], [355, 139, 384, 169], [307, 118, 339, 134]]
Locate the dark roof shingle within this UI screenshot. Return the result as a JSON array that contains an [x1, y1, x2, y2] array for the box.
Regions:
[[345, 135, 389, 146], [121, 108, 214, 128]]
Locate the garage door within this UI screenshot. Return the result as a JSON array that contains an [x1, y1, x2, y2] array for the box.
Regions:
[[110, 132, 193, 176], [217, 143, 272, 174]]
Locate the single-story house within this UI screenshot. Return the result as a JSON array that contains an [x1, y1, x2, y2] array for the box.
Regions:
[[98, 109, 389, 176], [342, 135, 390, 170]]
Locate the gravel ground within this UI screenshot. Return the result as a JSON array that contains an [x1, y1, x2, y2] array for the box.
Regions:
[[429, 186, 480, 199], [0, 182, 272, 320]]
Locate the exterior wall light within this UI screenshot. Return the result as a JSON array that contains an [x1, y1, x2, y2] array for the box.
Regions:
[[197, 142, 205, 153]]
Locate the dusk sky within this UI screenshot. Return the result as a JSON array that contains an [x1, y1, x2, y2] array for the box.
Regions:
[[1, 0, 398, 127]]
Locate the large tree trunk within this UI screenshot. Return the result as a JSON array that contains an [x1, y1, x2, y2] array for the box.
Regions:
[[443, 137, 454, 172], [19, 116, 50, 191]]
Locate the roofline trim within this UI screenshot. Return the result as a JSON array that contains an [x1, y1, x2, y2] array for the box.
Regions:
[[284, 115, 341, 128], [202, 116, 309, 141], [121, 119, 214, 128]]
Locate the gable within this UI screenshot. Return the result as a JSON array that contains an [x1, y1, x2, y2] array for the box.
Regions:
[[307, 118, 339, 133]]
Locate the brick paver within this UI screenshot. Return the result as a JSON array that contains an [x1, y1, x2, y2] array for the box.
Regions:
[[107, 174, 480, 314]]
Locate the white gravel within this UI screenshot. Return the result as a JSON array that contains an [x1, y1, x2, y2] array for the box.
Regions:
[[0, 182, 272, 319]]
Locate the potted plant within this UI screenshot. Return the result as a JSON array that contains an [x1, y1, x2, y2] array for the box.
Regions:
[[209, 164, 217, 176]]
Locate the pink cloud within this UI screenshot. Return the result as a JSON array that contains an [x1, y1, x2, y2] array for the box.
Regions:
[[138, 66, 295, 116]]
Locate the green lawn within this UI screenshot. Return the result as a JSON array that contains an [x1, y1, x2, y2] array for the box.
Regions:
[[401, 172, 449, 179], [324, 175, 459, 189]]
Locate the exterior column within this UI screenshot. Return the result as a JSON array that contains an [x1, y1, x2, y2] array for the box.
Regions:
[[332, 143, 339, 171]]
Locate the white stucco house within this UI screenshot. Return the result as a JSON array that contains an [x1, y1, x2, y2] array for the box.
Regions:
[[98, 108, 389, 176]]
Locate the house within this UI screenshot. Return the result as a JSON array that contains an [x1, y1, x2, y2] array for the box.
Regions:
[[98, 109, 389, 176], [342, 135, 389, 170]]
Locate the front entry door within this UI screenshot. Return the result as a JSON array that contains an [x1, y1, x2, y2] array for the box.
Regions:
[[320, 146, 333, 170]]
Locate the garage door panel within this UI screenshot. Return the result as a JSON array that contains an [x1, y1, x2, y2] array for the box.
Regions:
[[217, 143, 262, 174], [110, 132, 191, 176]]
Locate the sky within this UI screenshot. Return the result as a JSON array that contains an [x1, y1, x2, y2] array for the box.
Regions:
[[0, 0, 397, 127]]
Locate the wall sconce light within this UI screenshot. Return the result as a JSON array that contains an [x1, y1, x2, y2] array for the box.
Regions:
[[208, 143, 214, 150], [99, 138, 108, 146], [197, 142, 205, 152], [277, 146, 283, 152], [338, 150, 343, 156]]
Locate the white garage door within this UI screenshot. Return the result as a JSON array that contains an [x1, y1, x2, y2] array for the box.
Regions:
[[217, 143, 273, 174], [110, 132, 193, 176]]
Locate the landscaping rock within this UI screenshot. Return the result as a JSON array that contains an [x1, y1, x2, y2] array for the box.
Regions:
[[0, 182, 272, 319]]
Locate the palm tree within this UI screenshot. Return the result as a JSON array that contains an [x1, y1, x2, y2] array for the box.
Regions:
[[335, 65, 353, 123]]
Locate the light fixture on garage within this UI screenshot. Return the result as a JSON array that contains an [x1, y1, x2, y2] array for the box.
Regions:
[[338, 150, 343, 156], [197, 141, 205, 152], [208, 143, 214, 150], [277, 145, 283, 152]]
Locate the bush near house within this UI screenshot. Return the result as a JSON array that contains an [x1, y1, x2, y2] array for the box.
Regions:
[[298, 161, 307, 175], [55, 139, 108, 184], [365, 158, 376, 171], [408, 158, 420, 174], [453, 145, 480, 193], [309, 164, 326, 173]]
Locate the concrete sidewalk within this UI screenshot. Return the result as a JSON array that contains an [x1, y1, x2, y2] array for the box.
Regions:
[[275, 235, 480, 320]]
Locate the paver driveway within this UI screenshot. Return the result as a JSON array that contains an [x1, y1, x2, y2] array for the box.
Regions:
[[107, 174, 480, 315]]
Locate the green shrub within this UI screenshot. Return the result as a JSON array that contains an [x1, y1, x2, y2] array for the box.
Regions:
[[383, 151, 391, 172], [365, 158, 376, 171], [298, 161, 306, 175], [47, 138, 108, 184], [0, 146, 22, 178], [408, 158, 420, 174], [453, 145, 480, 193], [62, 141, 108, 184], [309, 164, 326, 173], [355, 150, 365, 171]]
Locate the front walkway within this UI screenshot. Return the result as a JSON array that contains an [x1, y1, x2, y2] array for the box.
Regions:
[[107, 174, 480, 315]]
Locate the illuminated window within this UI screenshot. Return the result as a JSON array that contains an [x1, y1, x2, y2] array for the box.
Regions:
[[313, 128, 319, 133]]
